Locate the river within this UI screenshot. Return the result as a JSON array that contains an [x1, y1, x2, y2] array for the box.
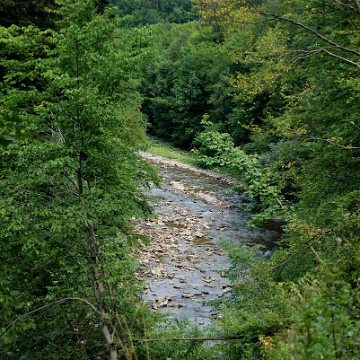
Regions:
[[135, 152, 282, 326]]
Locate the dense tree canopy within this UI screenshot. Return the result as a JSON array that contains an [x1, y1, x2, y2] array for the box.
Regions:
[[0, 1, 158, 358], [2, 0, 360, 358], [110, 0, 197, 25], [187, 0, 360, 357]]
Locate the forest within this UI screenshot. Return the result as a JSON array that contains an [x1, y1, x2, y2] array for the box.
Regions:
[[1, 0, 360, 359]]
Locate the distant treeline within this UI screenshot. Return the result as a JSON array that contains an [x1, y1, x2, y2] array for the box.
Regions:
[[110, 0, 197, 25]]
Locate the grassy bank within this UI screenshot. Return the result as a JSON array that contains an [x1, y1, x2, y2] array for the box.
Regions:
[[146, 137, 197, 166], [146, 137, 245, 184]]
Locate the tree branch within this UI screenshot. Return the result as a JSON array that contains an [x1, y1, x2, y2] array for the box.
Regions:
[[1, 297, 100, 340], [335, 0, 360, 14], [309, 245, 323, 263], [61, 170, 79, 193], [357, 0, 360, 12], [260, 11, 360, 58], [351, 121, 360, 132], [320, 48, 359, 67], [65, 314, 91, 360], [136, 335, 243, 344], [271, 241, 317, 272], [271, 231, 328, 274], [306, 137, 360, 149], [30, 255, 91, 271]]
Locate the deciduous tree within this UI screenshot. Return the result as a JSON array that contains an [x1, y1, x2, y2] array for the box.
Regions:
[[0, 1, 157, 358]]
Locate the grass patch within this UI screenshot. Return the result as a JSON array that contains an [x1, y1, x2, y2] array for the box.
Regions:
[[146, 136, 246, 185], [147, 137, 197, 166]]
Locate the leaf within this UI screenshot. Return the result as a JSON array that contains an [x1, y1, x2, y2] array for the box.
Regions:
[[3, 135, 15, 141]]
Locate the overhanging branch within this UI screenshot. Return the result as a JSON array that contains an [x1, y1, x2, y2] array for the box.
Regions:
[[335, 0, 360, 14], [351, 121, 360, 132], [260, 11, 360, 59], [306, 137, 360, 149], [321, 48, 359, 67], [1, 297, 100, 340], [271, 230, 329, 275]]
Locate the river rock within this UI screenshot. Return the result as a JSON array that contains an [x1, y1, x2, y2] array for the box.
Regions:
[[158, 299, 168, 307], [182, 293, 192, 298]]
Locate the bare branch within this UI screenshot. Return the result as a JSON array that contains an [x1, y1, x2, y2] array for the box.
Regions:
[[309, 245, 323, 263], [290, 49, 323, 66], [275, 197, 283, 207], [321, 48, 359, 67], [65, 314, 91, 360], [351, 121, 360, 132], [271, 241, 317, 271], [306, 137, 360, 149]]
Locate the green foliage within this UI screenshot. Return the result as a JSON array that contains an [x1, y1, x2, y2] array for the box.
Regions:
[[0, 0, 58, 28], [140, 318, 218, 360], [111, 0, 197, 26], [192, 116, 292, 225], [2, 0, 360, 357], [140, 22, 239, 148], [265, 271, 360, 359], [207, 241, 302, 359], [188, 0, 360, 358], [0, 1, 159, 358]]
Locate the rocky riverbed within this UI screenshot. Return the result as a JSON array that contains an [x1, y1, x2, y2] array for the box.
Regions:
[[135, 152, 281, 326]]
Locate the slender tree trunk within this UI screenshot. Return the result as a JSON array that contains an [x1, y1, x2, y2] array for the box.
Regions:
[[86, 220, 120, 360]]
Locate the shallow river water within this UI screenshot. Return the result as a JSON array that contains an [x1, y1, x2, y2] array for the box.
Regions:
[[136, 153, 281, 326]]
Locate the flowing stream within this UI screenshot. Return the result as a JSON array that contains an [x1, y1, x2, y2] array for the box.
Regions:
[[135, 153, 282, 326]]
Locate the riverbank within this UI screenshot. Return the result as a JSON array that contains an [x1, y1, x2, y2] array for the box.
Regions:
[[139, 151, 246, 189]]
